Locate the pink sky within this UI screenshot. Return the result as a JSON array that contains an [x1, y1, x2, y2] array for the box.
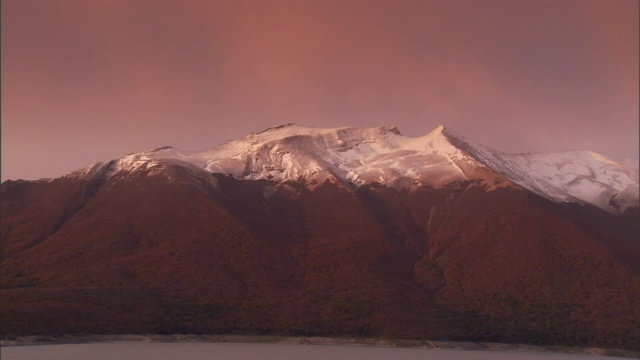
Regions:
[[2, 0, 638, 180]]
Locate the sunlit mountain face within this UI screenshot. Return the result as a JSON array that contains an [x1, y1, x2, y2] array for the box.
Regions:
[[1, 125, 638, 350]]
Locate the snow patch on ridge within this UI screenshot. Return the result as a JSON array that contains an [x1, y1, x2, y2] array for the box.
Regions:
[[447, 133, 639, 213]]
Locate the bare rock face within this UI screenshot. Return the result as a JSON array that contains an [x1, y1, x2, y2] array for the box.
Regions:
[[1, 125, 639, 349]]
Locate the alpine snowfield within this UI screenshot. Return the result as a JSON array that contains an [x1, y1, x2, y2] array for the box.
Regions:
[[76, 124, 639, 214]]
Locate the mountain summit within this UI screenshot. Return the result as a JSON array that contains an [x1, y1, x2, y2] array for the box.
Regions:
[[77, 124, 638, 214], [2, 124, 639, 350]]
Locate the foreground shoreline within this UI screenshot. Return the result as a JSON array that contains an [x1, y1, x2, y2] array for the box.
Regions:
[[2, 335, 638, 358]]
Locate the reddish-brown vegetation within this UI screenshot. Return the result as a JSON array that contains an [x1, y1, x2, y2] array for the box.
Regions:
[[1, 166, 638, 350]]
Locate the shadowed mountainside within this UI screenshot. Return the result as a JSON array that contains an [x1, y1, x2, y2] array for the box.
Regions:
[[1, 162, 639, 350]]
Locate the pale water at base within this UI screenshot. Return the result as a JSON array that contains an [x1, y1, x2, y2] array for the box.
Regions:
[[1, 343, 627, 360]]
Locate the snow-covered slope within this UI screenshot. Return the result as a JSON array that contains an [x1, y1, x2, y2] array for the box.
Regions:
[[76, 124, 639, 214], [81, 124, 476, 189], [446, 133, 639, 214]]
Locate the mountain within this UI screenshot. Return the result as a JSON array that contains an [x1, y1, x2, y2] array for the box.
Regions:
[[1, 124, 639, 350]]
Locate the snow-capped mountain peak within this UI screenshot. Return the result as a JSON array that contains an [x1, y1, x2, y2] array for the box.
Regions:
[[76, 124, 638, 214]]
